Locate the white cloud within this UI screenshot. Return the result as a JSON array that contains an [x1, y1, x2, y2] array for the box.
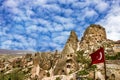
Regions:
[[26, 38, 36, 47], [43, 4, 61, 12], [27, 25, 38, 32], [37, 19, 51, 27], [97, 5, 120, 41], [62, 8, 73, 17], [4, 0, 18, 8], [26, 9, 35, 17], [60, 31, 70, 36], [108, 32, 120, 41], [71, 2, 87, 9], [39, 42, 49, 47], [63, 23, 75, 30], [54, 16, 73, 24], [34, 0, 47, 5], [1, 0, 120, 51], [10, 7, 23, 15], [49, 42, 63, 51], [84, 8, 98, 18], [53, 35, 68, 44], [95, 1, 109, 13], [53, 23, 64, 31], [41, 36, 51, 41], [39, 27, 49, 32], [13, 34, 26, 42], [46, 26, 54, 32], [1, 40, 12, 49]]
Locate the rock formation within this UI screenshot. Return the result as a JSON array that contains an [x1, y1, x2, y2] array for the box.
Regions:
[[79, 24, 114, 56], [58, 30, 79, 75], [0, 24, 120, 80], [113, 40, 120, 53], [62, 30, 79, 55]]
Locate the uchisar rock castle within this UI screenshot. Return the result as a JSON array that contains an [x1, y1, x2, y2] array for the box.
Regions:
[[0, 24, 120, 80]]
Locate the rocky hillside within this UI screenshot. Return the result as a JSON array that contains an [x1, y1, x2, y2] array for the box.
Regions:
[[0, 24, 120, 80], [0, 49, 34, 55], [79, 24, 114, 56]]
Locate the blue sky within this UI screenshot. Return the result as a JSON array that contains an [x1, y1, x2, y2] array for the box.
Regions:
[[0, 0, 120, 51]]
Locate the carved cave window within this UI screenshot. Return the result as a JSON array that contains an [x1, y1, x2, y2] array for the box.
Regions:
[[62, 70, 65, 72], [67, 55, 69, 57], [70, 54, 72, 57], [67, 65, 71, 68], [66, 59, 72, 63]]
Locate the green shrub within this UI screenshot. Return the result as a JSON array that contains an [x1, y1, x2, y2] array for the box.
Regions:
[[55, 77, 61, 80], [106, 52, 120, 60], [76, 50, 90, 64], [0, 69, 25, 80], [69, 70, 73, 74], [116, 52, 120, 59], [77, 70, 89, 76]]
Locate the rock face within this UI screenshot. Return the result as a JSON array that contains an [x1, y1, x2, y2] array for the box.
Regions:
[[79, 24, 114, 55], [113, 40, 120, 53], [54, 53, 79, 75], [62, 30, 79, 54], [1, 24, 120, 80], [106, 60, 120, 80], [39, 52, 53, 70], [54, 30, 79, 75]]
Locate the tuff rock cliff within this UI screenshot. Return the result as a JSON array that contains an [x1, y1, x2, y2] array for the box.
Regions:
[[79, 24, 114, 56], [62, 30, 79, 55], [0, 24, 120, 80]]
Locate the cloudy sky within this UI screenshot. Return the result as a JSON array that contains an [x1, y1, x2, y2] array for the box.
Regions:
[[0, 0, 120, 51]]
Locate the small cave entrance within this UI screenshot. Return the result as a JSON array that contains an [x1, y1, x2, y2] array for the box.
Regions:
[[110, 74, 115, 80], [61, 70, 66, 75], [66, 59, 72, 63], [66, 65, 71, 68]]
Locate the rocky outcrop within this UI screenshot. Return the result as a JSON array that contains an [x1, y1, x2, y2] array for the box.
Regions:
[[60, 30, 79, 75], [39, 52, 53, 70], [0, 24, 120, 80], [113, 40, 120, 53], [31, 52, 53, 79], [62, 30, 79, 55], [106, 60, 120, 80], [79, 24, 114, 55]]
